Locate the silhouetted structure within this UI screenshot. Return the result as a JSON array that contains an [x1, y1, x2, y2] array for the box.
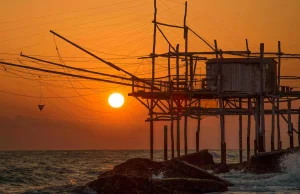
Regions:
[[1, 0, 300, 164]]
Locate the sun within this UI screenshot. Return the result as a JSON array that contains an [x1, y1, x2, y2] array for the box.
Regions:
[[108, 93, 124, 108]]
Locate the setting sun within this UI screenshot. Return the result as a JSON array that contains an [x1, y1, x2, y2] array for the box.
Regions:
[[108, 93, 124, 108]]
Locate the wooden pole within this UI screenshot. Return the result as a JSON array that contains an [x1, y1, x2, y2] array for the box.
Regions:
[[150, 0, 157, 160], [246, 39, 250, 58], [277, 41, 282, 150], [288, 99, 294, 148], [254, 97, 260, 154], [247, 98, 251, 161], [219, 98, 226, 164], [184, 1, 188, 155], [239, 98, 243, 164], [196, 99, 201, 152], [259, 43, 265, 152], [168, 44, 174, 159], [170, 103, 175, 159], [271, 98, 275, 151], [298, 107, 300, 146], [164, 125, 168, 161], [168, 45, 171, 85], [176, 44, 180, 157]]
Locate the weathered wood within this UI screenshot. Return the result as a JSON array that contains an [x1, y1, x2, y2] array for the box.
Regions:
[[247, 98, 251, 161], [277, 41, 282, 150], [246, 39, 250, 57], [170, 106, 175, 159], [239, 98, 243, 163], [184, 1, 188, 156], [271, 98, 275, 151], [259, 43, 265, 152], [177, 113, 180, 157], [153, 21, 184, 29], [176, 44, 180, 157], [196, 100, 201, 152], [254, 97, 260, 154], [164, 125, 168, 161], [298, 107, 300, 146], [288, 99, 293, 148], [277, 41, 281, 92], [219, 98, 226, 163], [150, 0, 157, 161]]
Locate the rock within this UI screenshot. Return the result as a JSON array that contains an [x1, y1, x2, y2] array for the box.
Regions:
[[177, 149, 215, 167], [247, 147, 300, 173], [98, 158, 165, 178], [154, 178, 228, 193], [212, 163, 230, 174], [165, 159, 233, 186], [86, 175, 228, 194], [87, 151, 233, 193], [87, 174, 169, 194]]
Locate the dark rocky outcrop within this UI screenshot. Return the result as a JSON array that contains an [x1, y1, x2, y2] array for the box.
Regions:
[[87, 175, 168, 194], [165, 159, 233, 186], [176, 149, 215, 167], [153, 178, 228, 193], [98, 158, 165, 178], [212, 163, 230, 174], [247, 146, 300, 173], [87, 150, 232, 193], [87, 175, 228, 194]]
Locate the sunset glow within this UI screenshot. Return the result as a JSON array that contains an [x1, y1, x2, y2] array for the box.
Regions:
[[108, 93, 124, 108]]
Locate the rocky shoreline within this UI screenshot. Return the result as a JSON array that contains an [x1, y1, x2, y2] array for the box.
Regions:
[[85, 147, 300, 194]]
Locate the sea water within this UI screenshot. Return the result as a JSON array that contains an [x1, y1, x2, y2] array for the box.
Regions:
[[0, 150, 299, 194]]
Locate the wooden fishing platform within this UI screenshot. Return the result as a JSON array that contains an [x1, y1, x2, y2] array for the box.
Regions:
[[1, 0, 300, 165]]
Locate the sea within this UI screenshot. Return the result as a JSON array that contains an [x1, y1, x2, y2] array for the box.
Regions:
[[0, 149, 300, 194]]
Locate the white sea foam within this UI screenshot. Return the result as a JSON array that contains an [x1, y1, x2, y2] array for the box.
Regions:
[[152, 171, 164, 179]]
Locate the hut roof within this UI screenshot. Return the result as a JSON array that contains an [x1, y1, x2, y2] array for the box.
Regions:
[[206, 58, 277, 65]]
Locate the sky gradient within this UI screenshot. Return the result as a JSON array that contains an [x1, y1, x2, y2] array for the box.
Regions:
[[0, 0, 300, 150]]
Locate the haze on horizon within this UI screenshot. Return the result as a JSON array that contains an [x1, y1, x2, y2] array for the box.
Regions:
[[0, 0, 300, 151]]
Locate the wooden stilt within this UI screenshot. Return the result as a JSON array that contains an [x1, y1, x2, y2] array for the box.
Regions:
[[196, 99, 201, 152], [288, 99, 294, 148], [150, 0, 157, 161], [170, 111, 175, 159], [184, 114, 188, 155], [219, 98, 226, 164], [247, 98, 251, 161], [168, 45, 174, 159], [259, 43, 265, 152], [150, 119, 154, 160], [254, 97, 260, 154], [176, 44, 180, 157], [277, 41, 282, 150], [177, 108, 180, 157], [271, 98, 275, 151], [298, 107, 300, 146], [164, 125, 168, 161], [239, 98, 243, 164], [183, 1, 188, 156]]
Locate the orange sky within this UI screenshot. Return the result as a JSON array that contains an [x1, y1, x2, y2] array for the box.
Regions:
[[0, 0, 300, 151]]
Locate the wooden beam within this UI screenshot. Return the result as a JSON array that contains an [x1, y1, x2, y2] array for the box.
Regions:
[[184, 1, 188, 155], [271, 98, 275, 151], [0, 61, 151, 89], [196, 99, 201, 152], [164, 125, 168, 161], [219, 98, 226, 164], [259, 43, 266, 152], [154, 21, 184, 29], [298, 107, 300, 146], [247, 98, 251, 161], [239, 98, 243, 163], [288, 99, 294, 148], [150, 0, 157, 161]]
